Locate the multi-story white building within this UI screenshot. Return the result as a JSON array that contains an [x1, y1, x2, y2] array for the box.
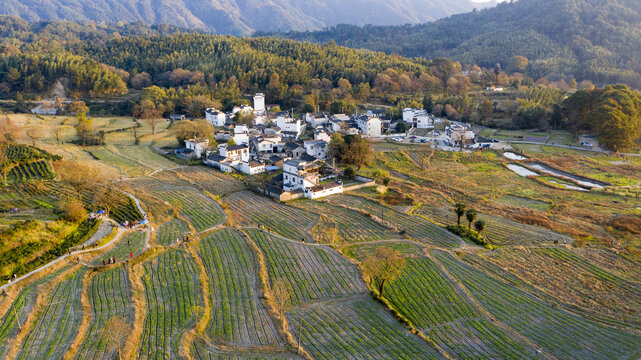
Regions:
[[282, 159, 343, 199], [254, 93, 266, 116], [206, 108, 227, 127], [233, 124, 250, 146], [276, 115, 304, 139], [357, 115, 382, 138]]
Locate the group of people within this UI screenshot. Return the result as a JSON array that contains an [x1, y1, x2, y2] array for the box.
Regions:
[[7, 208, 19, 214], [6, 273, 17, 285], [103, 257, 117, 266]]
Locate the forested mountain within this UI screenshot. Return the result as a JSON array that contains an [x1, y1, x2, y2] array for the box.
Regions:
[[0, 0, 495, 35], [277, 0, 641, 87]]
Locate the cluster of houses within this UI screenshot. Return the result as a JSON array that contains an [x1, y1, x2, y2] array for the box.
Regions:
[[179, 93, 388, 199]]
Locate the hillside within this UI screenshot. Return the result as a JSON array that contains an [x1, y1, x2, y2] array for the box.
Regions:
[[278, 0, 641, 87], [1, 113, 640, 359], [0, 0, 495, 35]]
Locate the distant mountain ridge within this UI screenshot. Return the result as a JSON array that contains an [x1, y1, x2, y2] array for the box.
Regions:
[[277, 0, 641, 87], [0, 0, 496, 36]]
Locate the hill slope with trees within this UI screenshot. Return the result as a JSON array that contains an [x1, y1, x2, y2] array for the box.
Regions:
[[277, 0, 641, 87], [0, 0, 495, 35]]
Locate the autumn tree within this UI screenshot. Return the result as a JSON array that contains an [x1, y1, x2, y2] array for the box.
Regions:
[[24, 126, 44, 147], [363, 247, 406, 297], [53, 126, 64, 145], [93, 186, 125, 218], [68, 101, 89, 116], [55, 161, 99, 200], [169, 119, 214, 147], [271, 278, 292, 320], [0, 117, 20, 143], [75, 112, 92, 146], [509, 56, 529, 73], [133, 99, 165, 134], [105, 316, 131, 360], [183, 95, 218, 118], [57, 198, 87, 222]]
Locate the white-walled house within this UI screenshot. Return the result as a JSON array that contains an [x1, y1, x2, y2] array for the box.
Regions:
[[206, 108, 227, 127], [233, 124, 250, 146], [314, 128, 332, 142], [233, 105, 253, 116], [357, 115, 382, 138], [304, 140, 328, 159], [416, 114, 435, 129], [305, 113, 329, 127], [276, 115, 304, 139], [283, 159, 320, 191], [238, 161, 265, 175], [185, 138, 209, 159], [220, 144, 250, 163]]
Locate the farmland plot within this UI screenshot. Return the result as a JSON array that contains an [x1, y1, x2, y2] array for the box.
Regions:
[[434, 250, 641, 360], [292, 200, 399, 243], [287, 297, 443, 360], [192, 339, 303, 360], [325, 195, 461, 248], [171, 167, 245, 197], [343, 241, 422, 261], [226, 191, 318, 242], [91, 231, 146, 266], [416, 205, 571, 246], [154, 185, 224, 233], [7, 160, 56, 185], [157, 218, 190, 246], [16, 269, 87, 360], [476, 247, 641, 328], [73, 266, 134, 360], [0, 266, 71, 359], [139, 249, 203, 360], [198, 229, 283, 347], [384, 257, 538, 359], [247, 229, 366, 305]]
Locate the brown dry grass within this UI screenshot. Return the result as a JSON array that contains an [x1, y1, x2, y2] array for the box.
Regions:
[[477, 247, 641, 323]]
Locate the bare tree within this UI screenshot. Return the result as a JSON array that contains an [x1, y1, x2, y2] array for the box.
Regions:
[[271, 278, 291, 319], [25, 126, 44, 147], [362, 247, 406, 297], [53, 126, 64, 146], [93, 186, 125, 218], [105, 316, 131, 360], [54, 161, 100, 200], [0, 117, 20, 143]]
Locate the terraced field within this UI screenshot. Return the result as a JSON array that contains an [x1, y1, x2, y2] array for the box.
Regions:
[[383, 256, 538, 359], [198, 229, 283, 348], [475, 247, 641, 327], [291, 200, 399, 243], [324, 195, 462, 248], [226, 191, 318, 242], [0, 266, 71, 359], [247, 229, 366, 305], [16, 269, 87, 360], [172, 167, 245, 197], [434, 250, 641, 360], [287, 297, 443, 360], [415, 205, 571, 245], [192, 339, 303, 360], [139, 249, 203, 359], [154, 185, 224, 233], [156, 218, 190, 246], [91, 231, 146, 266], [7, 160, 56, 185], [73, 266, 134, 360]]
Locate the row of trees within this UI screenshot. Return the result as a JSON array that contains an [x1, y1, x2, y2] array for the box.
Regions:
[[453, 203, 487, 236]]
